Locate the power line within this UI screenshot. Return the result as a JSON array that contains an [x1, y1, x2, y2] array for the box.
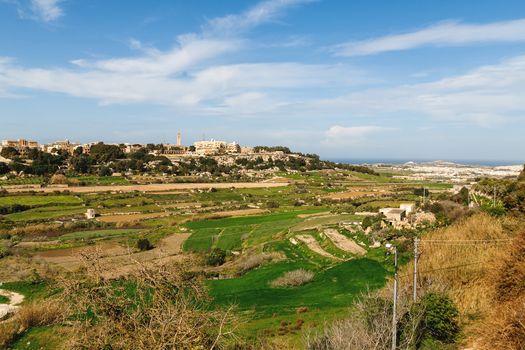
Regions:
[[399, 260, 496, 279]]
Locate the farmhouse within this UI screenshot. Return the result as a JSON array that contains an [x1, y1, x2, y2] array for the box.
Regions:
[[380, 208, 406, 222], [400, 203, 416, 214]]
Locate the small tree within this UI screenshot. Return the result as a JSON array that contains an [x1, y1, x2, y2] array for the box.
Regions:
[[137, 238, 153, 251], [206, 248, 226, 266], [98, 166, 112, 177]]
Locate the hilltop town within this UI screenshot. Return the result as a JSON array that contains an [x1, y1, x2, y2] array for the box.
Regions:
[[0, 136, 376, 182]]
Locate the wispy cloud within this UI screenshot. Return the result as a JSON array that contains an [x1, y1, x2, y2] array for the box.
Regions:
[[71, 37, 241, 76], [3, 0, 65, 22], [309, 55, 525, 126], [335, 18, 525, 56], [31, 0, 63, 22], [205, 0, 316, 35]]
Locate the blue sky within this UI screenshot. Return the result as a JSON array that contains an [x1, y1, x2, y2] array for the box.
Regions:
[[1, 0, 525, 162]]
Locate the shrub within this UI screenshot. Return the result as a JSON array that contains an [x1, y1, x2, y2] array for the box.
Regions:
[[0, 245, 11, 259], [50, 174, 68, 185], [271, 269, 314, 288], [238, 252, 283, 273], [98, 166, 112, 177], [266, 200, 280, 209], [137, 238, 153, 251], [420, 293, 460, 343], [206, 248, 226, 266], [61, 256, 236, 349]]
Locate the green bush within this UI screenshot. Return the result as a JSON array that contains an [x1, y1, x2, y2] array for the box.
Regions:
[[205, 248, 226, 266], [398, 292, 460, 347], [421, 293, 460, 343], [266, 201, 279, 209], [137, 238, 153, 251]]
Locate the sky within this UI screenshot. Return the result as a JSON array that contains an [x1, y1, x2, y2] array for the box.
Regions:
[[1, 0, 525, 162]]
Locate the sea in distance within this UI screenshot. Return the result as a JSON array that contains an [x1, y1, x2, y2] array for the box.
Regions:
[[328, 158, 524, 167]]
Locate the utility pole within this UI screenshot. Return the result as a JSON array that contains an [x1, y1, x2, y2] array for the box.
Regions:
[[392, 246, 398, 350], [413, 237, 419, 302], [493, 186, 496, 208]]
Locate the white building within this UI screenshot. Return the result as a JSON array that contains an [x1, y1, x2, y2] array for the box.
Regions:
[[400, 203, 416, 214], [193, 140, 227, 155]]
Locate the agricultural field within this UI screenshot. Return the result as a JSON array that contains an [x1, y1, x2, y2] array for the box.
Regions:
[[0, 169, 452, 348]]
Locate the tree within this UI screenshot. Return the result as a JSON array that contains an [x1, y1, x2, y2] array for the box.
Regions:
[[0, 147, 19, 159], [89, 143, 125, 163], [137, 238, 153, 251], [206, 248, 226, 266], [98, 166, 112, 177], [0, 162, 9, 175], [70, 154, 94, 174]]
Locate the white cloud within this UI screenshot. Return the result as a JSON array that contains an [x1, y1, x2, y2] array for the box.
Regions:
[[335, 18, 525, 56], [71, 37, 241, 76], [323, 125, 390, 145], [30, 0, 63, 22], [309, 55, 525, 126], [0, 58, 362, 111], [205, 0, 316, 35]]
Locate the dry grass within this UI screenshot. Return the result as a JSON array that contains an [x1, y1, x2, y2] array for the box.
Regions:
[[397, 213, 511, 316], [0, 321, 18, 348], [476, 232, 525, 349], [238, 252, 284, 273], [0, 299, 64, 349], [271, 269, 315, 288], [17, 299, 65, 331], [305, 287, 425, 350]]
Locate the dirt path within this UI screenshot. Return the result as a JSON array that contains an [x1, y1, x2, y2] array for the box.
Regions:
[[0, 289, 25, 320], [295, 234, 342, 260], [322, 229, 366, 255], [5, 182, 289, 193]]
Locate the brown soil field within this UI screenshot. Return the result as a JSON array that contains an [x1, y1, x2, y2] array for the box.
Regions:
[[295, 234, 342, 260], [32, 233, 191, 278], [97, 212, 171, 223], [322, 229, 366, 255], [5, 182, 289, 194]]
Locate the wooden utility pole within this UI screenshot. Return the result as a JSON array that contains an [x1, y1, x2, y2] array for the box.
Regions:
[[392, 246, 398, 350], [413, 237, 419, 302]]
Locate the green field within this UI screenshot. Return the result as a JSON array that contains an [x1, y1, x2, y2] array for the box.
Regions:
[[209, 258, 388, 316], [58, 228, 144, 241], [183, 209, 325, 252], [0, 195, 82, 207], [5, 206, 86, 222]]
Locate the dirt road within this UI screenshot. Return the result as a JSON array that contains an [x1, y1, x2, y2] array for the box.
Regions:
[[5, 182, 289, 193], [0, 289, 25, 320]]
